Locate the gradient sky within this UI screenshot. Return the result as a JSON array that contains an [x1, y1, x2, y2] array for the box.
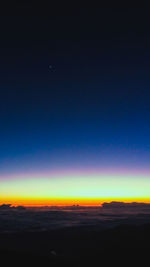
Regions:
[[0, 6, 150, 205]]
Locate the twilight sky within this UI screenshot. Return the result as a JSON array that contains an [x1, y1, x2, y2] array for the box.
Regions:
[[0, 6, 150, 205]]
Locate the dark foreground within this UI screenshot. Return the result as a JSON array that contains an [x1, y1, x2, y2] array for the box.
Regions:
[[0, 223, 150, 266]]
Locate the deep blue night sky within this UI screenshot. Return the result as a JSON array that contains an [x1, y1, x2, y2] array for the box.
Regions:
[[0, 6, 150, 175]]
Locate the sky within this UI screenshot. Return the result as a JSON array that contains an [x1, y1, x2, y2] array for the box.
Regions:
[[0, 6, 150, 205]]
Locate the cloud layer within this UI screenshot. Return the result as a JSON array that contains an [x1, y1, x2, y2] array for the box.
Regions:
[[0, 202, 150, 233]]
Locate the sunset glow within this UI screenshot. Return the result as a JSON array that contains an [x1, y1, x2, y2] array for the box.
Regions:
[[1, 172, 150, 206]]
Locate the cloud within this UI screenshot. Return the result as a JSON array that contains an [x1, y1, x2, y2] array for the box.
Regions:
[[0, 204, 12, 210], [0, 204, 26, 211], [102, 201, 150, 213], [0, 202, 150, 234]]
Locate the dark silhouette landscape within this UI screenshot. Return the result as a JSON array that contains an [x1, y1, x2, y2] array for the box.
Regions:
[[0, 202, 150, 266]]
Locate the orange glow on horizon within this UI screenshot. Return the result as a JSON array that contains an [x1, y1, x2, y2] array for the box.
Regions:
[[1, 174, 150, 206], [0, 196, 150, 207]]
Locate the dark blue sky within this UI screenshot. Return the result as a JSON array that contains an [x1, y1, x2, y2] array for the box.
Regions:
[[0, 6, 150, 174]]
